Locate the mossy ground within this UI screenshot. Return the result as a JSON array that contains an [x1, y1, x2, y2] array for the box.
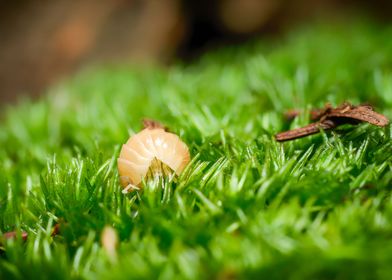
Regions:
[[0, 19, 392, 279]]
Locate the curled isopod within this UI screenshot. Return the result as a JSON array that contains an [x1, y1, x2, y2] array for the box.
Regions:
[[117, 119, 190, 193]]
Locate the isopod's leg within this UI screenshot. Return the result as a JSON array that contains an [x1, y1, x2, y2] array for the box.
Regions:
[[122, 183, 140, 194]]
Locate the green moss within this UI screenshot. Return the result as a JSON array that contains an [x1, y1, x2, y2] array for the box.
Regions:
[[0, 19, 392, 279]]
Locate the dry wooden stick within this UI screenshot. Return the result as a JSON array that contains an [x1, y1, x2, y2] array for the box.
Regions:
[[276, 103, 389, 142], [275, 119, 337, 141]]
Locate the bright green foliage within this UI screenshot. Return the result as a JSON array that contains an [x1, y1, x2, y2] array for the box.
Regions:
[[0, 19, 392, 279]]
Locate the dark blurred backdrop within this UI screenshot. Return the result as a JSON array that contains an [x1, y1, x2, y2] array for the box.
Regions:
[[1, 0, 392, 104]]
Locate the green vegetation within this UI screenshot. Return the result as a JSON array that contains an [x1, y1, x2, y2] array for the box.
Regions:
[[1, 19, 392, 279]]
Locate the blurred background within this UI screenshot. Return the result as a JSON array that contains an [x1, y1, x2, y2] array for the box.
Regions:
[[1, 0, 392, 104]]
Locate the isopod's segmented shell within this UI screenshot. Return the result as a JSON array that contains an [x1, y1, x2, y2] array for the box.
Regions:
[[118, 128, 190, 192]]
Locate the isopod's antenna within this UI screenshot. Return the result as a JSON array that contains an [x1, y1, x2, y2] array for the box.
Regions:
[[142, 118, 168, 131]]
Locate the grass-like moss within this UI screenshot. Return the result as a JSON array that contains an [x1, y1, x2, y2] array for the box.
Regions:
[[0, 19, 391, 279]]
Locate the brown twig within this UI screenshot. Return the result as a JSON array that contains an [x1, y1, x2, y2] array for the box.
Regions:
[[283, 104, 332, 121], [275, 119, 337, 141], [276, 102, 389, 142]]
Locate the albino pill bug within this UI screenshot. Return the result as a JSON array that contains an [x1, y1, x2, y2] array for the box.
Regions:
[[117, 120, 190, 193]]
